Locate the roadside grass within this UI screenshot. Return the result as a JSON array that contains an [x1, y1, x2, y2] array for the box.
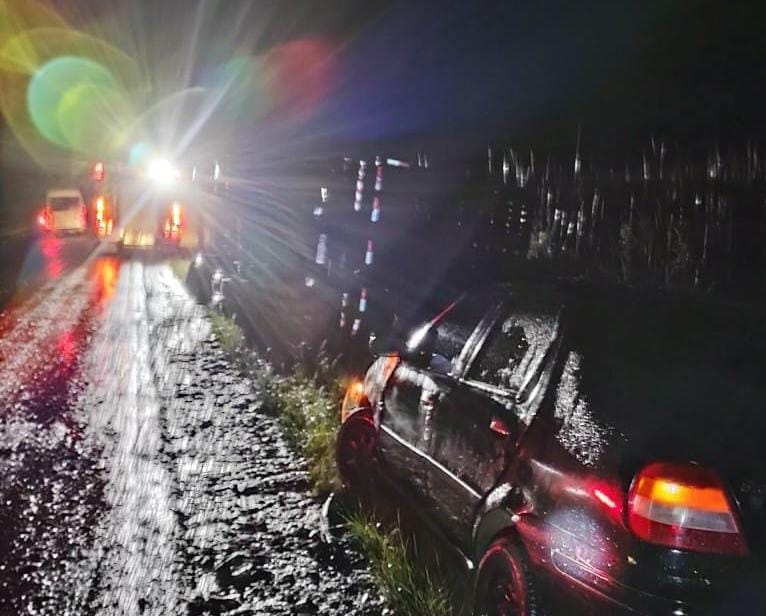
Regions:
[[207, 313, 343, 493], [267, 372, 344, 494], [207, 310, 457, 616], [346, 508, 456, 616], [209, 311, 246, 356]]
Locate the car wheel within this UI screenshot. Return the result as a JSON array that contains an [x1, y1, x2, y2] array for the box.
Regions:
[[474, 536, 542, 616], [336, 410, 378, 489]]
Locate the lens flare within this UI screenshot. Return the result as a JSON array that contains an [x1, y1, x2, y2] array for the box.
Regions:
[[129, 141, 152, 166], [27, 55, 118, 150], [262, 38, 337, 121]]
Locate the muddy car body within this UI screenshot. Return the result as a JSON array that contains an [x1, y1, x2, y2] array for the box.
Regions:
[[337, 282, 766, 615]]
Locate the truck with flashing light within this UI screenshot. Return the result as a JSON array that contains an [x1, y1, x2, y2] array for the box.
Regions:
[[89, 158, 207, 253]]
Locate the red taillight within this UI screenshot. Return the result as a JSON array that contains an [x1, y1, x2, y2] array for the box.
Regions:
[[38, 209, 51, 230], [628, 463, 747, 555]]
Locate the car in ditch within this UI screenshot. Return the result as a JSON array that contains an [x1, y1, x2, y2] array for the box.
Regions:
[[336, 281, 766, 615]]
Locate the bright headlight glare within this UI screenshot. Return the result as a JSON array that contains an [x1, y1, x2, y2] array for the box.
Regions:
[[147, 158, 179, 184]]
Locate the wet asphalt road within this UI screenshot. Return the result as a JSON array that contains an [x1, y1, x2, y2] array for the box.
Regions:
[[0, 236, 383, 615]]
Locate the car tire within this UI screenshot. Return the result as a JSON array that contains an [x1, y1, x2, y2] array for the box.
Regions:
[[336, 410, 378, 490], [474, 536, 542, 616]]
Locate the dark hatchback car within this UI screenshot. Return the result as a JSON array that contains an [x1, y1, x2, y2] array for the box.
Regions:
[[336, 282, 766, 615]]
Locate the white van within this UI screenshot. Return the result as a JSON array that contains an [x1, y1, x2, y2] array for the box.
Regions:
[[43, 188, 87, 233]]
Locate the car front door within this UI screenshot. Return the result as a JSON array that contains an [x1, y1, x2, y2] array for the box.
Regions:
[[378, 290, 500, 502], [427, 286, 564, 549]]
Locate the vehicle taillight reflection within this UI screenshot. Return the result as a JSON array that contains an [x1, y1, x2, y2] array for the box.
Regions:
[[58, 329, 77, 366], [589, 481, 624, 522], [40, 235, 63, 278], [593, 488, 617, 510], [92, 257, 119, 304]]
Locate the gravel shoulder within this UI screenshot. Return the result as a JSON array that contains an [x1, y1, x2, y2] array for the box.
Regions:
[[0, 258, 383, 615]]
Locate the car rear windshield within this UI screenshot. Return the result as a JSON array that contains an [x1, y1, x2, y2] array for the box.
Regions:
[[49, 197, 81, 210], [566, 294, 766, 429]]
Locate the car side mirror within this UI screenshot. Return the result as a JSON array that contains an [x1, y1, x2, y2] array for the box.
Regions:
[[403, 324, 437, 369], [370, 324, 436, 370]]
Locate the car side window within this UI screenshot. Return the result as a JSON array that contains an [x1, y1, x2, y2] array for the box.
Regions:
[[467, 292, 561, 392], [423, 293, 495, 374]]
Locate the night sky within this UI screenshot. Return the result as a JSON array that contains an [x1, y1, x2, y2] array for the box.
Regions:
[[327, 0, 766, 145], [51, 0, 766, 145], [7, 0, 766, 162]]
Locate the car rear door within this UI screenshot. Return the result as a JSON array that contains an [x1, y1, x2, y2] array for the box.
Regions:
[[50, 196, 81, 230], [378, 290, 500, 502], [426, 286, 564, 549]]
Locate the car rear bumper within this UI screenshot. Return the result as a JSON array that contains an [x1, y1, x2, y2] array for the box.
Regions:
[[535, 560, 690, 615], [121, 230, 156, 248], [50, 225, 87, 234], [536, 563, 764, 615], [518, 519, 766, 615]]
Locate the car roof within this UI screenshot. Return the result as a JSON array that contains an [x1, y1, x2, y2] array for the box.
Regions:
[[477, 278, 765, 320], [46, 189, 83, 198], [511, 281, 766, 472]]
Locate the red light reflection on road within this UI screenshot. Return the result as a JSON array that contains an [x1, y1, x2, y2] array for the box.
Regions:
[[90, 256, 120, 306], [58, 328, 77, 366], [40, 236, 64, 279]]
